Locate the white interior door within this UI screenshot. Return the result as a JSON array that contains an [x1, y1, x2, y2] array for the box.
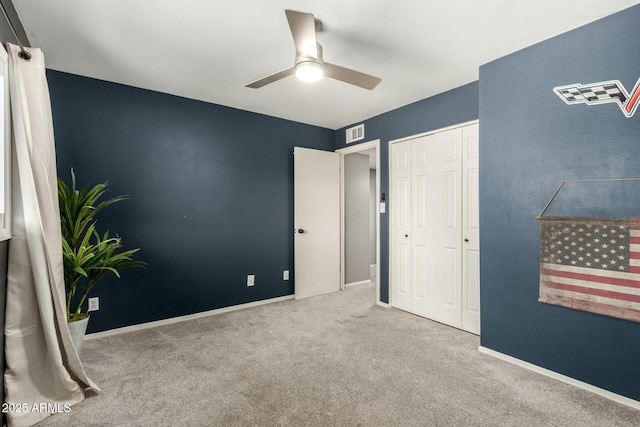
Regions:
[[462, 124, 480, 334], [294, 147, 340, 300]]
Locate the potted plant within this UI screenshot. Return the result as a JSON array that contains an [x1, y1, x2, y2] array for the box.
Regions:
[[58, 169, 145, 352]]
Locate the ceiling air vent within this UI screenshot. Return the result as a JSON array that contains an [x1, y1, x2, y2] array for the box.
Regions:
[[346, 124, 365, 144]]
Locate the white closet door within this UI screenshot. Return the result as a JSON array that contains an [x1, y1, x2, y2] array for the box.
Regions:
[[409, 136, 431, 318], [424, 128, 463, 327], [390, 140, 412, 312], [462, 124, 480, 334], [390, 123, 480, 335]]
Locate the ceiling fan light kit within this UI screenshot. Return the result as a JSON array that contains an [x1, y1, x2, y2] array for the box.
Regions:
[[246, 10, 381, 90], [295, 61, 323, 83]]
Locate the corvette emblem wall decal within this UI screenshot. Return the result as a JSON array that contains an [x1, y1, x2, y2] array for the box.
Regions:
[[553, 77, 640, 118]]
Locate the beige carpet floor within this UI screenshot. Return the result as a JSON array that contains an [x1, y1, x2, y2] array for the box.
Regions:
[[36, 283, 640, 426]]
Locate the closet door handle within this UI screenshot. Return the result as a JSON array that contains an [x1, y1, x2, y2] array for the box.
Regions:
[[464, 238, 469, 242], [405, 234, 408, 238]]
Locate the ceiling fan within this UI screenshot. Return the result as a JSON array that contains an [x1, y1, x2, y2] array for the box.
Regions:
[[246, 10, 381, 90]]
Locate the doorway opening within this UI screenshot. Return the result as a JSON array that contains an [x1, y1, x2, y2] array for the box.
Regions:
[[337, 140, 381, 304]]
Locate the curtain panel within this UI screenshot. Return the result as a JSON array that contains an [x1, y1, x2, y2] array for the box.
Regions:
[[3, 43, 97, 427]]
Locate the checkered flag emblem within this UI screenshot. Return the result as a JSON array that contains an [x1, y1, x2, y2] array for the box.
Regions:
[[553, 78, 640, 118]]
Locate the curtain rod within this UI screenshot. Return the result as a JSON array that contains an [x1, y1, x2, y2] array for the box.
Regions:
[[0, 1, 30, 60]]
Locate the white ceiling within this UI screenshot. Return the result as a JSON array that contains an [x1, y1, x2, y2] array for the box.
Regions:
[[12, 0, 640, 129]]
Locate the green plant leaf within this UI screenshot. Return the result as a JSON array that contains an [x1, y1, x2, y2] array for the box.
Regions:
[[60, 169, 145, 321]]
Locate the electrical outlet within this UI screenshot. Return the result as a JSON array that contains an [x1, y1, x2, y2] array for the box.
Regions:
[[247, 275, 255, 287], [88, 297, 99, 312], [283, 270, 289, 281]]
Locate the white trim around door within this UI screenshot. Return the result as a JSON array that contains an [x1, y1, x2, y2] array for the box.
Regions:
[[336, 140, 381, 305]]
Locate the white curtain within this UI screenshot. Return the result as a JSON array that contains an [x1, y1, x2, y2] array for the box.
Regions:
[[3, 43, 98, 427]]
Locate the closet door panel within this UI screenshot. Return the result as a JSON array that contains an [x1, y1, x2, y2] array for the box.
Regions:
[[411, 137, 430, 317], [462, 123, 480, 334], [391, 140, 412, 312], [427, 128, 463, 328]]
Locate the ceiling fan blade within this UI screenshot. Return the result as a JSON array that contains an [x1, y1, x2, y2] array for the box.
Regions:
[[245, 67, 296, 89], [285, 9, 318, 59], [323, 62, 381, 90]]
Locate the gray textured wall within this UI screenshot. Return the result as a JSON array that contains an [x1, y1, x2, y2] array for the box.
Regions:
[[345, 153, 371, 284]]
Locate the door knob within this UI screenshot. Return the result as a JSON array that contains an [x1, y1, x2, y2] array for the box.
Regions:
[[464, 238, 469, 242], [297, 229, 305, 234], [405, 234, 408, 238]]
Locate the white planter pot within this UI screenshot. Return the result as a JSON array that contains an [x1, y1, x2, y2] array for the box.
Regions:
[[68, 315, 90, 354]]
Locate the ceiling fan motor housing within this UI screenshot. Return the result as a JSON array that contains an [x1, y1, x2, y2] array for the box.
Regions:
[[295, 43, 324, 66], [245, 10, 381, 90]]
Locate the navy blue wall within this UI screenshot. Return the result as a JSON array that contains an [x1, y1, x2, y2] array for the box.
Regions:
[[480, 5, 640, 400], [335, 82, 479, 303], [48, 71, 334, 333]]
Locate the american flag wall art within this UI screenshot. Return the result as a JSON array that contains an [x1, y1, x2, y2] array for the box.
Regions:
[[539, 217, 640, 323]]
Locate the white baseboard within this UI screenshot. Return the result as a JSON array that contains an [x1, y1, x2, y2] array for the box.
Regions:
[[478, 346, 640, 411], [86, 294, 295, 340], [345, 279, 372, 288]]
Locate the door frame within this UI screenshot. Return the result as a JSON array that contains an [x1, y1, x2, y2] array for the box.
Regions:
[[388, 120, 478, 309], [336, 139, 381, 305]]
